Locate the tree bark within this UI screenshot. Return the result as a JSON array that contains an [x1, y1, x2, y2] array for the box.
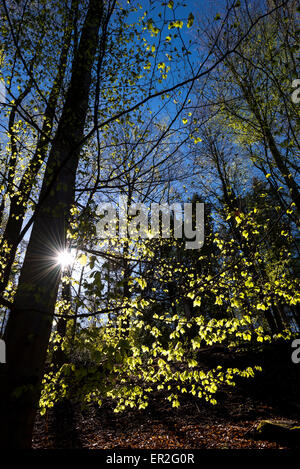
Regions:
[[0, 8, 74, 294], [0, 0, 103, 448]]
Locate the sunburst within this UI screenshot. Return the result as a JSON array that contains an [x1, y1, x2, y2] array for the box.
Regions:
[[56, 250, 74, 269]]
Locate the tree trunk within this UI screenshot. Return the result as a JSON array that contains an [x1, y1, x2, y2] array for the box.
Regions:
[[214, 152, 280, 334], [0, 0, 103, 448], [241, 78, 300, 219], [0, 8, 74, 294]]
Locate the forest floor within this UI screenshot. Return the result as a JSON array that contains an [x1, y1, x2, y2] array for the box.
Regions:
[[32, 391, 300, 449], [32, 342, 300, 449]]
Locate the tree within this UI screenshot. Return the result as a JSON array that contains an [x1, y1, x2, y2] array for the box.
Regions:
[[0, 0, 104, 447], [0, 0, 297, 448]]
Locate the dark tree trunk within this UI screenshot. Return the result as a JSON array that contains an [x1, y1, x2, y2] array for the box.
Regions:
[[0, 10, 74, 294], [0, 0, 103, 448]]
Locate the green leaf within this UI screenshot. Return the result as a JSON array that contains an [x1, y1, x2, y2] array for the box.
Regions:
[[78, 254, 87, 266], [187, 13, 194, 28], [168, 20, 183, 29]]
